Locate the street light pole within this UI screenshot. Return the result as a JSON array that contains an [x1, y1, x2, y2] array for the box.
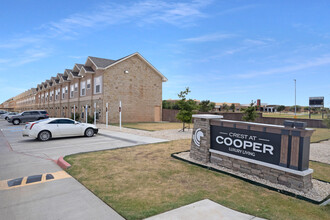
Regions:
[[294, 79, 296, 119]]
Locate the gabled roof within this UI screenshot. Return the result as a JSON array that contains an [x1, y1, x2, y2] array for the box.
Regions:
[[105, 52, 167, 82], [82, 66, 94, 73], [75, 64, 83, 70], [87, 56, 116, 68]]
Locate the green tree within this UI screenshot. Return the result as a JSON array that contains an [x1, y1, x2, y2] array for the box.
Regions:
[[242, 101, 258, 122], [277, 105, 285, 113], [199, 100, 214, 112], [230, 104, 235, 112], [290, 105, 301, 112], [176, 87, 197, 131], [162, 100, 170, 109], [222, 103, 229, 112], [304, 106, 310, 111], [323, 117, 330, 129]]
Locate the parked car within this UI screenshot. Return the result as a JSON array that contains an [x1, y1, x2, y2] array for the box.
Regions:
[[7, 110, 49, 125], [22, 118, 98, 141], [1, 112, 18, 120], [0, 110, 8, 115]]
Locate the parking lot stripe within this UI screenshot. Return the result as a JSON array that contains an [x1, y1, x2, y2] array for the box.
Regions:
[[0, 171, 71, 190]]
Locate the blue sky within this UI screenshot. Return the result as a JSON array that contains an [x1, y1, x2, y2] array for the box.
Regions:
[[0, 0, 329, 107]]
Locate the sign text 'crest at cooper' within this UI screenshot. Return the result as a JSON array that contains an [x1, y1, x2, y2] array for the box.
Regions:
[[211, 126, 281, 165]]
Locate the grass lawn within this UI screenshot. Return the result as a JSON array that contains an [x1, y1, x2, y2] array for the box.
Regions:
[[262, 112, 324, 119], [65, 139, 330, 220], [311, 128, 330, 143], [111, 122, 191, 131], [310, 161, 330, 182]]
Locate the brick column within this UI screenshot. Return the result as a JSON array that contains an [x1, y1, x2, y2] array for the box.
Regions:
[[190, 114, 223, 163]]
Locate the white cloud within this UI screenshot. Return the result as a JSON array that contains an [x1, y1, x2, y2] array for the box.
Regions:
[[46, 0, 212, 35], [235, 55, 330, 79], [181, 33, 235, 43]]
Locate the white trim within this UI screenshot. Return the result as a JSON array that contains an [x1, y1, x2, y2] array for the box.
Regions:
[[209, 149, 313, 176]]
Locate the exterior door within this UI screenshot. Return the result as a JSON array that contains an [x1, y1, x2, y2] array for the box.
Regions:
[[154, 106, 161, 122], [57, 119, 82, 136]]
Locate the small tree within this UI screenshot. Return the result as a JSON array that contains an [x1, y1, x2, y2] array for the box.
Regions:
[[324, 117, 330, 129], [71, 112, 80, 121], [162, 100, 170, 109], [199, 100, 214, 112], [222, 103, 229, 112], [242, 101, 258, 122], [176, 87, 197, 131], [277, 105, 285, 113], [230, 104, 235, 112]]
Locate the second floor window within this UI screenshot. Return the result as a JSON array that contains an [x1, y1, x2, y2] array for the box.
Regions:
[[81, 81, 86, 96], [62, 88, 65, 99], [94, 76, 102, 94], [74, 83, 78, 92], [70, 85, 74, 98], [87, 79, 91, 89]]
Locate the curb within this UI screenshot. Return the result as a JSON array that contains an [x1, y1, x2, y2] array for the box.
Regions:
[[56, 156, 71, 169]]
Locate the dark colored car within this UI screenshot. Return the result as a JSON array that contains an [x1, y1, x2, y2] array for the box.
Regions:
[[7, 110, 49, 125]]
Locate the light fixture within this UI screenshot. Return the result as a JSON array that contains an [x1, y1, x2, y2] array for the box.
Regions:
[[124, 70, 129, 74]]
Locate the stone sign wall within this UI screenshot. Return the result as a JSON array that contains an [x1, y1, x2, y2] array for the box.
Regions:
[[190, 114, 315, 192]]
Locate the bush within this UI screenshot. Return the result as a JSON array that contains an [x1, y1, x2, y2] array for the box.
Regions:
[[87, 114, 94, 124], [324, 117, 330, 129], [71, 112, 80, 121]]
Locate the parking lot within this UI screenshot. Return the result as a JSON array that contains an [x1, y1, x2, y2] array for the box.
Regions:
[[0, 119, 167, 219]]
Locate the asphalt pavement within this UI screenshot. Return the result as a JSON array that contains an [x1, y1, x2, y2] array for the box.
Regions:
[[0, 120, 167, 220]]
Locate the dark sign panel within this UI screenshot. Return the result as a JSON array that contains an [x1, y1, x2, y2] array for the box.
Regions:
[[309, 97, 324, 107], [211, 126, 281, 165]]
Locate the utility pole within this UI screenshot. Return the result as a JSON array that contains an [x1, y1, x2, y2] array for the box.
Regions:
[[294, 79, 297, 119]]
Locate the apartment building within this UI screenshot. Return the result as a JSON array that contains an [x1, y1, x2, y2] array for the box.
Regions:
[[1, 52, 167, 123]]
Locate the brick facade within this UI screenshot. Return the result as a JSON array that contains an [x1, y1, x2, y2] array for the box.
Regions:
[[1, 52, 167, 123]]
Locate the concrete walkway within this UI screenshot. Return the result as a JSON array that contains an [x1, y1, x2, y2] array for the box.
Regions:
[[310, 139, 330, 164], [145, 199, 265, 220]]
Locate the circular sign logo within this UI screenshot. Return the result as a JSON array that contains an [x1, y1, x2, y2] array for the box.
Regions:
[[193, 128, 204, 147]]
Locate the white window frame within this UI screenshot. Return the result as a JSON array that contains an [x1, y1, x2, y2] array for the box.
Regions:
[[62, 88, 65, 99], [81, 81, 86, 96], [74, 83, 78, 92], [94, 76, 102, 94], [65, 86, 68, 93], [70, 85, 74, 98], [87, 79, 91, 89]]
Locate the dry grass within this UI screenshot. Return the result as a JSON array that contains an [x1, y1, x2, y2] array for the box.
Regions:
[[262, 113, 324, 119], [311, 128, 330, 143], [65, 139, 330, 220], [112, 122, 191, 131]]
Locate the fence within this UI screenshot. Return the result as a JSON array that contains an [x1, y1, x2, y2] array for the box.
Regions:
[[162, 109, 327, 128]]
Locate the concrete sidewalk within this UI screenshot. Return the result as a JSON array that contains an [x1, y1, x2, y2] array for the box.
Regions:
[[145, 199, 265, 220]]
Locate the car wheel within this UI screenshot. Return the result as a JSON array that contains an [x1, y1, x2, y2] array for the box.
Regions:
[[38, 131, 51, 141], [13, 119, 20, 125], [85, 128, 94, 137]]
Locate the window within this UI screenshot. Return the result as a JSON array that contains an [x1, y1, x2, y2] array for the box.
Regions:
[[74, 83, 78, 92], [94, 76, 102, 94], [65, 86, 68, 93], [58, 119, 75, 124], [62, 88, 65, 99], [81, 81, 86, 96], [70, 85, 74, 98], [48, 119, 60, 124], [87, 79, 91, 89]]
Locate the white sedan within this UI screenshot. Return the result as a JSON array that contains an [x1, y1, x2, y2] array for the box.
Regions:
[[22, 118, 98, 141]]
